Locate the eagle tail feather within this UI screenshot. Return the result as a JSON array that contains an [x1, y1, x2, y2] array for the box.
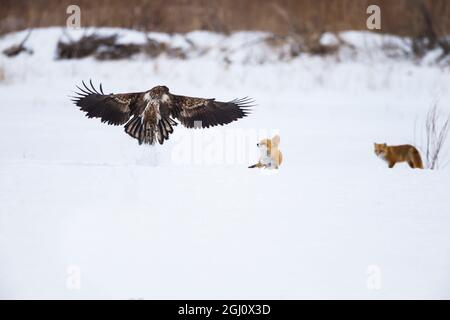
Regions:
[[162, 118, 174, 134], [125, 116, 151, 145], [125, 116, 175, 145]]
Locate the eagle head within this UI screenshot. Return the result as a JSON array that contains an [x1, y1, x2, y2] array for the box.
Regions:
[[144, 85, 170, 102], [152, 85, 169, 95]]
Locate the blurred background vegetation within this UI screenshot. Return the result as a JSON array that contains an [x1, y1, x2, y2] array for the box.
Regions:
[[1, 0, 449, 36]]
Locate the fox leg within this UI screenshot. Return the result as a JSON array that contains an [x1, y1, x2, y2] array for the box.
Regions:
[[412, 156, 424, 169], [412, 160, 424, 169], [249, 163, 263, 168], [388, 161, 396, 168], [408, 161, 415, 168], [414, 160, 424, 169]]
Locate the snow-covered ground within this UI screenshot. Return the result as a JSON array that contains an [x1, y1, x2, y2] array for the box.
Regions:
[[1, 28, 450, 299]]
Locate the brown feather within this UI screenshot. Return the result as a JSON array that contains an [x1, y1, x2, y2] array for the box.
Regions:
[[72, 81, 254, 146], [168, 94, 254, 129]]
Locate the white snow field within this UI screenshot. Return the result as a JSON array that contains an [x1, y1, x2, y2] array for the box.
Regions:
[[1, 28, 450, 299]]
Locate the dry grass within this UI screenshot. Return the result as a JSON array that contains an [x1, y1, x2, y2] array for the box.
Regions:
[[1, 0, 450, 36], [424, 103, 450, 170]]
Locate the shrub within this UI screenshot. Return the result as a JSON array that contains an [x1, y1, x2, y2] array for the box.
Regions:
[[423, 102, 450, 170]]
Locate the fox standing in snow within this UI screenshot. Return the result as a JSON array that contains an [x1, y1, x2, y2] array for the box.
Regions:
[[374, 143, 424, 169], [249, 135, 283, 169]]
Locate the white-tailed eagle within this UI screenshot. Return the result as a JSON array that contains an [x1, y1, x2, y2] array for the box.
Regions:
[[71, 80, 253, 145]]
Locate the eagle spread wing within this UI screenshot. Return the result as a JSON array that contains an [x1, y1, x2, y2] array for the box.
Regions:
[[72, 80, 137, 126], [72, 80, 253, 145], [168, 95, 253, 128]]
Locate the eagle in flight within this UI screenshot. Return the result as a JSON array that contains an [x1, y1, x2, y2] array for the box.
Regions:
[[71, 80, 253, 145]]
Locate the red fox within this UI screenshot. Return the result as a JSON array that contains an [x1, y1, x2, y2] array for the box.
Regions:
[[374, 143, 424, 169], [249, 135, 283, 169]]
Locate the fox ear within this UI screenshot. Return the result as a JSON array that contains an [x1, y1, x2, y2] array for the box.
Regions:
[[272, 135, 280, 145]]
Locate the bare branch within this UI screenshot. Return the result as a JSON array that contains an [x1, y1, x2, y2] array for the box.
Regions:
[[424, 102, 450, 170]]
